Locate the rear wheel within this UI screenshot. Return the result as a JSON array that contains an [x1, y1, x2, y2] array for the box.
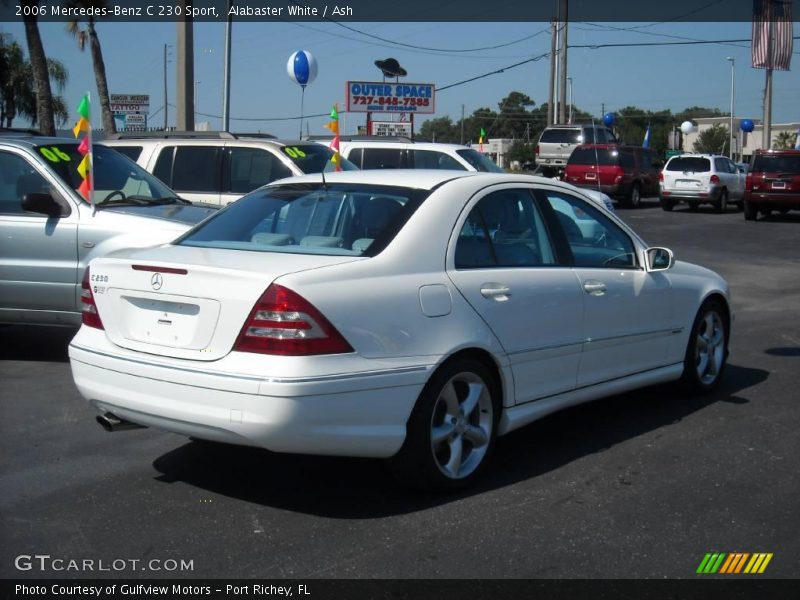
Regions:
[[716, 189, 728, 213], [660, 198, 675, 211], [680, 299, 728, 394], [626, 183, 642, 208], [391, 358, 498, 490], [743, 200, 757, 220], [761, 208, 773, 218]]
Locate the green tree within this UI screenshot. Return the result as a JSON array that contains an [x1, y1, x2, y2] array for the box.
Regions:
[[0, 33, 68, 128], [66, 0, 116, 133], [693, 124, 729, 154], [773, 130, 798, 150], [418, 116, 457, 143], [20, 0, 57, 135]]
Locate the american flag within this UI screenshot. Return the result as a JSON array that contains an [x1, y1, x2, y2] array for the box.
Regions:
[[752, 0, 794, 71]]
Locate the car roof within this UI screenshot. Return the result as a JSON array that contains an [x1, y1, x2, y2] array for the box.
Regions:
[[753, 148, 800, 155], [102, 136, 308, 147], [0, 135, 81, 149], [338, 140, 471, 151], [668, 153, 724, 159]]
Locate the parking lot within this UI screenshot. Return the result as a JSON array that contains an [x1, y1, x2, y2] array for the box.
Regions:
[[2, 198, 799, 579]]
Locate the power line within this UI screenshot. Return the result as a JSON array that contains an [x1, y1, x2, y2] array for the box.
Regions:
[[437, 51, 553, 92]]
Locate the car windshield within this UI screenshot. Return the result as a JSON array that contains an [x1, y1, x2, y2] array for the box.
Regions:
[[540, 128, 582, 144], [35, 143, 177, 205], [178, 183, 429, 257], [455, 149, 505, 173], [667, 157, 711, 172], [750, 154, 800, 174], [568, 148, 619, 166], [278, 143, 358, 173]]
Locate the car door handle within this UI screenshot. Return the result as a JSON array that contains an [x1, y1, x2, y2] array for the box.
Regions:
[[480, 284, 512, 301], [583, 281, 607, 296]]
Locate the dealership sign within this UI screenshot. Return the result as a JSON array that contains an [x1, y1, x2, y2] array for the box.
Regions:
[[346, 82, 435, 114], [369, 120, 413, 137], [110, 93, 150, 115]]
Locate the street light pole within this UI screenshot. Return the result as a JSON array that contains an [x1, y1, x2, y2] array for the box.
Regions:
[[567, 77, 573, 124], [726, 57, 735, 160]]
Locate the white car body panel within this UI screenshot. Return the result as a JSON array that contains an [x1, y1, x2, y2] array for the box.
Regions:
[[69, 171, 732, 460]]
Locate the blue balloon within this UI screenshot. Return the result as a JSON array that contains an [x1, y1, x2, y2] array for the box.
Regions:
[[287, 50, 318, 87], [603, 112, 615, 127], [740, 119, 755, 133]]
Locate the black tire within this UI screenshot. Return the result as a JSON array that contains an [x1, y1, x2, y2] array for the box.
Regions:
[[688, 201, 699, 212], [715, 189, 728, 213], [660, 198, 675, 211], [761, 208, 773, 218], [625, 183, 642, 209], [743, 200, 757, 220], [391, 358, 499, 491], [680, 299, 728, 394]]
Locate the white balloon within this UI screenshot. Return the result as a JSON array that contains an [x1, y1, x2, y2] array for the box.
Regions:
[[286, 50, 318, 87], [680, 121, 696, 135]]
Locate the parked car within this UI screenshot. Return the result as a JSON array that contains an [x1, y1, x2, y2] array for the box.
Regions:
[[319, 136, 505, 173], [564, 144, 661, 208], [659, 154, 745, 212], [535, 124, 618, 171], [743, 149, 800, 220], [102, 131, 357, 206], [0, 133, 216, 327], [530, 164, 615, 212], [70, 170, 731, 490]]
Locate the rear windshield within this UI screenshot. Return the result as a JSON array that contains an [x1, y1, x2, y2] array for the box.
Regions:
[[568, 148, 619, 166], [279, 144, 358, 173], [750, 154, 800, 174], [666, 157, 711, 172], [539, 128, 582, 144], [455, 149, 505, 172], [178, 183, 428, 256]]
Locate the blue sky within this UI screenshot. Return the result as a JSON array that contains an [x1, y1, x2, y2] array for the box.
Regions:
[[1, 20, 798, 137]]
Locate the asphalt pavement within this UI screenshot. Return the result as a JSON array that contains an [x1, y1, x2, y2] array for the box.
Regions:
[[1, 198, 798, 580]]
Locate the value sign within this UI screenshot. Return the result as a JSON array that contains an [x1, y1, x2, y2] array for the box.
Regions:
[[346, 81, 435, 114], [370, 120, 412, 137]]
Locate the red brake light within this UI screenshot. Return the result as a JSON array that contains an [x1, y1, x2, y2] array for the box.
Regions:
[[710, 174, 720, 184], [658, 172, 664, 182], [234, 284, 353, 356], [81, 267, 104, 330], [535, 145, 540, 156]]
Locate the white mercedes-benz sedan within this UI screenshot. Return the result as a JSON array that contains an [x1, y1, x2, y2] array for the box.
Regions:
[[69, 171, 732, 489]]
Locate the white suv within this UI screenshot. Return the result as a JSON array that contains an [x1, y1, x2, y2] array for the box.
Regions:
[[102, 132, 356, 206], [660, 154, 745, 212], [321, 137, 505, 173]]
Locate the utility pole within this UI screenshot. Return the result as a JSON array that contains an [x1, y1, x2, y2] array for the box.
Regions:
[[222, 0, 233, 131], [558, 0, 568, 125], [460, 104, 465, 145], [176, 5, 194, 131], [762, 17, 774, 150], [163, 44, 169, 130], [547, 17, 557, 126]]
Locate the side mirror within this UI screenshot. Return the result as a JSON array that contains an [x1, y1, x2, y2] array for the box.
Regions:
[[22, 192, 70, 218], [738, 167, 746, 174], [646, 247, 674, 272]]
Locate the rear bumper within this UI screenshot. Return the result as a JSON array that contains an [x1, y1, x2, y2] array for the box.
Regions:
[[660, 186, 722, 202], [69, 332, 431, 458], [745, 192, 800, 207]]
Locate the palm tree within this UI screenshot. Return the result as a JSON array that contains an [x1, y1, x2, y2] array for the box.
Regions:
[[20, 0, 56, 135], [0, 34, 69, 128], [773, 131, 798, 150], [66, 0, 116, 133]]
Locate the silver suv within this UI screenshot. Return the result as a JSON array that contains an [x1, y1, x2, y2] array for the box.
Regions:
[[536, 124, 617, 169], [659, 154, 745, 212], [0, 131, 216, 327], [103, 132, 357, 206]]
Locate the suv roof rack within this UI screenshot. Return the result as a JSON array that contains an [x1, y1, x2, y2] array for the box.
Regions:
[[104, 131, 276, 140]]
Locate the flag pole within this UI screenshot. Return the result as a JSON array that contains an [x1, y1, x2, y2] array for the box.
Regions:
[[88, 91, 95, 211], [762, 14, 774, 149]]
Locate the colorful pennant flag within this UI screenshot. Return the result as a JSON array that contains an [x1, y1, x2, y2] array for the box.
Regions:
[[326, 104, 341, 171], [479, 127, 486, 153], [72, 92, 94, 205]]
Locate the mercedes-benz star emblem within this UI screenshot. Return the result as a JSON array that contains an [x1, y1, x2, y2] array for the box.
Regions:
[[151, 272, 163, 290]]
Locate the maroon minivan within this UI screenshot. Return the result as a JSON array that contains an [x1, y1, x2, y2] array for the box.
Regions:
[[744, 149, 800, 221], [565, 144, 662, 208]]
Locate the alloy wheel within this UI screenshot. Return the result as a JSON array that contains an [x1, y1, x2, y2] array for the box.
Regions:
[[695, 310, 725, 386]]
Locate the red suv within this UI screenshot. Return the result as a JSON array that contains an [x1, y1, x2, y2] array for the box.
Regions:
[[565, 144, 662, 208], [744, 149, 800, 220]]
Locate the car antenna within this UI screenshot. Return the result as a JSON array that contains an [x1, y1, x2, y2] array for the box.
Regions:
[[591, 118, 603, 195], [320, 169, 328, 191]]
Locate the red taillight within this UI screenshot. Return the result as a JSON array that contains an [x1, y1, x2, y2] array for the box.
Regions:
[[234, 284, 353, 356], [81, 267, 104, 330], [710, 174, 720, 184], [658, 172, 664, 182], [535, 145, 540, 156]]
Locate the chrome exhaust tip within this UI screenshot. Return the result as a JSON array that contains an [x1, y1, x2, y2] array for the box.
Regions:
[[96, 412, 146, 432]]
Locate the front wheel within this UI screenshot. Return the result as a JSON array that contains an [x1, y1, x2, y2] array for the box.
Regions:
[[626, 183, 642, 209], [680, 300, 728, 394], [391, 358, 498, 490], [743, 200, 757, 220]]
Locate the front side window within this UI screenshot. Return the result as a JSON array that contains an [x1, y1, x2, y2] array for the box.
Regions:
[[226, 147, 292, 193], [542, 191, 637, 269], [179, 183, 428, 257], [0, 151, 49, 215], [455, 189, 556, 269]]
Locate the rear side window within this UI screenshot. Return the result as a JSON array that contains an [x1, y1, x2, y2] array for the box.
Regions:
[[540, 128, 582, 144], [411, 150, 466, 170], [455, 149, 504, 172], [360, 148, 405, 169], [111, 146, 143, 161], [667, 157, 711, 172], [568, 148, 619, 166], [178, 183, 428, 256], [154, 146, 222, 192], [750, 154, 800, 174]]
